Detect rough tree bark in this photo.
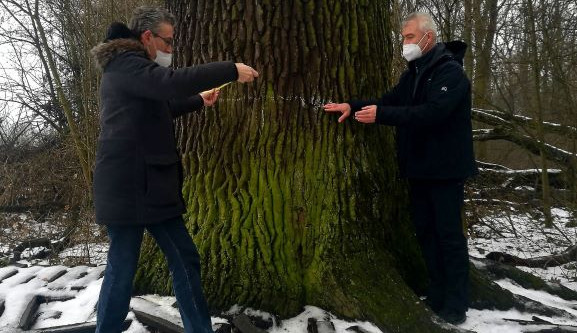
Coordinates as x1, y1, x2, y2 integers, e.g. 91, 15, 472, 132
135, 1, 450, 332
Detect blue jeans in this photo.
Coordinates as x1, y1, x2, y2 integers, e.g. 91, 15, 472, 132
96, 217, 212, 333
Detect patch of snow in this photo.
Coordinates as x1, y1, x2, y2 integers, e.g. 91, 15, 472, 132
514, 186, 534, 191
469, 207, 577, 286
0, 266, 18, 281
21, 246, 48, 259
462, 308, 548, 333
552, 208, 573, 219
268, 306, 382, 333
32, 279, 101, 329
124, 311, 150, 333
47, 266, 90, 289
130, 296, 183, 327
36, 265, 67, 282
67, 265, 105, 290
58, 243, 109, 266
0, 267, 45, 330
243, 307, 276, 325
137, 294, 181, 318
0, 266, 42, 288
496, 279, 577, 319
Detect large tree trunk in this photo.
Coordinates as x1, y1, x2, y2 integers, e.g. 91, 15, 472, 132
135, 1, 448, 332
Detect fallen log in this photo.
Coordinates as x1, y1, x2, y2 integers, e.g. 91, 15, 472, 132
503, 316, 577, 331
475, 162, 566, 190
473, 127, 576, 170
486, 244, 577, 268
131, 309, 184, 333
31, 319, 132, 333
18, 295, 42, 330
473, 108, 577, 139
130, 296, 184, 333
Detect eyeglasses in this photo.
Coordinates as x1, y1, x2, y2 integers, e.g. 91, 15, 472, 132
152, 32, 173, 47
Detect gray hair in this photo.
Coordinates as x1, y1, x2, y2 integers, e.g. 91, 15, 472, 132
129, 6, 175, 37
402, 12, 437, 39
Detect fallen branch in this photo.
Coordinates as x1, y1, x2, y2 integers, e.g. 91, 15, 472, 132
486, 244, 577, 268
473, 108, 577, 138
475, 161, 566, 189
31, 319, 132, 332
503, 316, 577, 331
473, 128, 575, 169
471, 108, 577, 173
9, 225, 75, 263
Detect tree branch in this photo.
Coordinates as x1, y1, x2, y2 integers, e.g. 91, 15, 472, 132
486, 244, 577, 268
473, 127, 575, 169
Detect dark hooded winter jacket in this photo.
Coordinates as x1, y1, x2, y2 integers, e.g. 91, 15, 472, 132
349, 41, 478, 179
90, 39, 238, 225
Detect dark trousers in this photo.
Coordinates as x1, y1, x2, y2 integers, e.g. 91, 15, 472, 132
409, 179, 469, 314
96, 217, 212, 333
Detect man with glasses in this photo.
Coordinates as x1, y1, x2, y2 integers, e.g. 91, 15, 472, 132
323, 12, 477, 325
91, 6, 258, 333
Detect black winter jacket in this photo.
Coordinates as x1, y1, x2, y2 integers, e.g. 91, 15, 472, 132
349, 41, 478, 180
90, 39, 238, 225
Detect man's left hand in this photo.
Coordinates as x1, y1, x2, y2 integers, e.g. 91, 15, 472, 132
200, 89, 220, 106
355, 105, 377, 123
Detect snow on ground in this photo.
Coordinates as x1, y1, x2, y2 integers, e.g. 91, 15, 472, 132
469, 207, 577, 285
495, 279, 577, 320
462, 206, 577, 332
462, 309, 562, 333
58, 243, 108, 266
0, 207, 576, 332
32, 277, 101, 329
266, 305, 382, 333
0, 213, 66, 241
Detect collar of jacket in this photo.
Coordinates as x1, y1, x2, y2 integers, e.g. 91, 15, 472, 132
90, 38, 147, 70
409, 41, 468, 74
407, 41, 468, 99
410, 43, 443, 74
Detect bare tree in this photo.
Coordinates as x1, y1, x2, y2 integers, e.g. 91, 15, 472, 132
0, 0, 162, 193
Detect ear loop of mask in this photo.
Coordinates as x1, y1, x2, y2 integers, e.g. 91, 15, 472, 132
418, 31, 430, 52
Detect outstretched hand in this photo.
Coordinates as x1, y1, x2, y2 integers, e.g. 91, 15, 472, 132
323, 103, 352, 123
235, 63, 259, 83
200, 89, 220, 106
355, 105, 377, 123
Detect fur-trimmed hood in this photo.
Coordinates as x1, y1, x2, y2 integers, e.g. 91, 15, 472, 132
90, 38, 147, 70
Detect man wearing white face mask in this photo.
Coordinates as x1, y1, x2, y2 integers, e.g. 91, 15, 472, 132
90, 6, 259, 333
323, 12, 477, 325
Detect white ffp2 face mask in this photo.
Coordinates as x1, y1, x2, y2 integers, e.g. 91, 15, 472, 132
154, 50, 172, 67
402, 32, 430, 62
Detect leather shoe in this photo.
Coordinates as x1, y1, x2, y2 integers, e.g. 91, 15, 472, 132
439, 310, 466, 325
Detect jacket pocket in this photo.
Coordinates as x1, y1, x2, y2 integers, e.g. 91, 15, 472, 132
93, 140, 139, 220
143, 153, 181, 207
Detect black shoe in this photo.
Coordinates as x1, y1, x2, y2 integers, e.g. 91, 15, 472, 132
439, 310, 466, 325
423, 297, 443, 314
